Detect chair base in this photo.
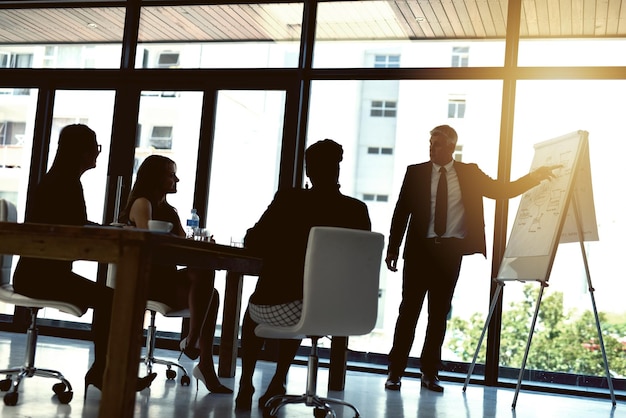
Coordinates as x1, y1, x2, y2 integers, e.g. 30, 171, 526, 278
261, 336, 360, 418
140, 355, 190, 386
0, 308, 74, 406
141, 310, 191, 386
263, 393, 360, 418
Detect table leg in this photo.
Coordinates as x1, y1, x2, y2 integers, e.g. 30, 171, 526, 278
218, 271, 244, 378
99, 246, 151, 418
329, 336, 348, 391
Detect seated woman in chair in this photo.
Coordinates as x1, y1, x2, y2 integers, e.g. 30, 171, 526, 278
13, 124, 156, 396
118, 154, 231, 394
235, 139, 371, 410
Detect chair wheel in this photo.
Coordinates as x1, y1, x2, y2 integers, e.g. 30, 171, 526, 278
180, 375, 191, 386
52, 382, 67, 394
57, 390, 73, 404
166, 369, 177, 380
313, 407, 329, 418
3, 391, 18, 406
0, 379, 12, 391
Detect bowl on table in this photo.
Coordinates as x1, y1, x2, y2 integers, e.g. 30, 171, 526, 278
147, 220, 173, 233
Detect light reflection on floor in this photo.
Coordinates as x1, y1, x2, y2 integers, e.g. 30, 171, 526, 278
0, 333, 622, 418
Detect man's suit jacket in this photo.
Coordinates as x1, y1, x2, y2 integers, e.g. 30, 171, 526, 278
388, 161, 539, 259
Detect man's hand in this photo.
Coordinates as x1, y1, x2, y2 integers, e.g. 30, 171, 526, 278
385, 252, 398, 272
530, 164, 562, 182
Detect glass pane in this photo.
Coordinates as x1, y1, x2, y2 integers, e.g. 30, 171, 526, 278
307, 80, 503, 362
205, 90, 286, 334
0, 87, 38, 315
40, 90, 116, 323
499, 80, 626, 388
136, 3, 303, 69
518, 0, 626, 66
134, 90, 204, 333
314, 1, 506, 68
135, 90, 202, 214
518, 39, 626, 67
0, 7, 124, 68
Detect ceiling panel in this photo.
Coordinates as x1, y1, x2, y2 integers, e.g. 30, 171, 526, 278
0, 1, 624, 45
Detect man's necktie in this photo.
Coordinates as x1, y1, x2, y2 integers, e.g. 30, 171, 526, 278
435, 167, 447, 237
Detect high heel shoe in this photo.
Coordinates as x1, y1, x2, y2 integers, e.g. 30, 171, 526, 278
84, 369, 157, 400
178, 337, 200, 361
235, 383, 255, 411
136, 372, 157, 391
192, 365, 233, 394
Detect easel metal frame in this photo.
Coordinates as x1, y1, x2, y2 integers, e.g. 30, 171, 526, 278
462, 190, 616, 408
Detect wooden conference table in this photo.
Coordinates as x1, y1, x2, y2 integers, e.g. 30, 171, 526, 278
0, 222, 260, 417
0, 222, 351, 417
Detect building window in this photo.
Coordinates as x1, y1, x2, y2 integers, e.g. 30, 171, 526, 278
149, 126, 173, 149
0, 121, 26, 146
0, 53, 8, 68
374, 54, 400, 68
448, 99, 466, 118
452, 46, 469, 67
367, 147, 394, 155
454, 144, 463, 162
157, 52, 180, 68
43, 46, 57, 68
0, 52, 33, 68
370, 101, 397, 117
363, 193, 389, 202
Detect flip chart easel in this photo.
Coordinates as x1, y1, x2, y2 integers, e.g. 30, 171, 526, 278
462, 131, 616, 408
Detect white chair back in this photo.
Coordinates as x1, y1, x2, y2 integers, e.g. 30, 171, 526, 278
258, 226, 384, 339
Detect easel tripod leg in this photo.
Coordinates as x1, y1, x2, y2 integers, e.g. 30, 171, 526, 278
463, 282, 504, 392
573, 196, 616, 406
512, 283, 546, 409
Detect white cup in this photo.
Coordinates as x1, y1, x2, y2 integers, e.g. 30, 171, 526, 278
147, 220, 173, 233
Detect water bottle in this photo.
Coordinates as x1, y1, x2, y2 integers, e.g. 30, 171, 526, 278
186, 208, 200, 239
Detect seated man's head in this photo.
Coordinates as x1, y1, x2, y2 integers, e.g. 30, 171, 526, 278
305, 139, 343, 189
53, 124, 99, 174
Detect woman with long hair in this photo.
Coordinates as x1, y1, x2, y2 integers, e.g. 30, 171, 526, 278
13, 124, 156, 397
118, 154, 231, 394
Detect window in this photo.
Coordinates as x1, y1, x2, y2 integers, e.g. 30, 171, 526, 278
43, 46, 57, 68
452, 46, 469, 67
454, 144, 463, 162
370, 101, 397, 117
157, 52, 180, 68
0, 121, 26, 146
149, 126, 173, 149
0, 53, 9, 68
367, 147, 393, 155
448, 99, 466, 118
362, 193, 388, 202
0, 53, 33, 68
374, 54, 400, 68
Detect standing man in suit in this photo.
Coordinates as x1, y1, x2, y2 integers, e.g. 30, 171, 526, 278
384, 125, 558, 392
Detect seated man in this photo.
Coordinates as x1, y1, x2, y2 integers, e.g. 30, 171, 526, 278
235, 139, 371, 410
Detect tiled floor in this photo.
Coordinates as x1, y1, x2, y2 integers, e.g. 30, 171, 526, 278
0, 333, 622, 418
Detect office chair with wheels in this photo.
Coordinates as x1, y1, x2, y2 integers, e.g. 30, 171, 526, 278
141, 301, 191, 386
255, 226, 384, 418
0, 199, 84, 406
106, 264, 192, 386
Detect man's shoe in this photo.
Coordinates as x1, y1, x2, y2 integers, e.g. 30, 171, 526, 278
421, 374, 444, 393
384, 374, 401, 391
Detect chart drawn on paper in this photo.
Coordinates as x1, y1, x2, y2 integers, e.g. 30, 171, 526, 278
504, 137, 577, 258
